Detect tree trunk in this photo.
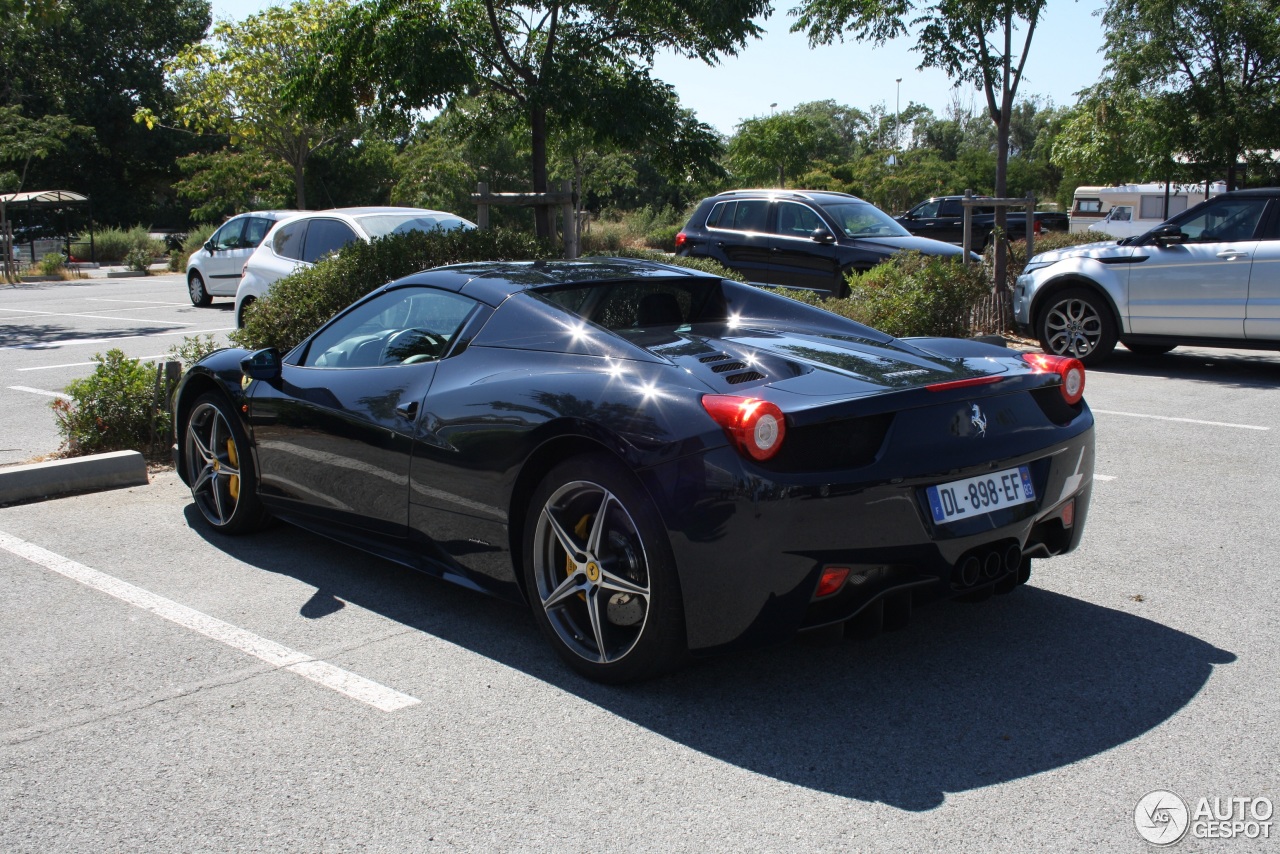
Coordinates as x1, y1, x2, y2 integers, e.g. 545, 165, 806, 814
993, 112, 1010, 296
293, 156, 307, 210
530, 104, 552, 240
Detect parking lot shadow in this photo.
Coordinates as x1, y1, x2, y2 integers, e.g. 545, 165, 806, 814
1096, 347, 1280, 389
186, 506, 1235, 812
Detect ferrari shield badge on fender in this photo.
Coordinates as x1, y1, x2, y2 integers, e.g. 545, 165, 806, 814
970, 404, 988, 437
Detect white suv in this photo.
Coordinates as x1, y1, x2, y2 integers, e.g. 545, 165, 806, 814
234, 207, 475, 327
185, 211, 297, 306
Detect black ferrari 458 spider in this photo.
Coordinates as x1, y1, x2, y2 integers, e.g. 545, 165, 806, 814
174, 258, 1094, 683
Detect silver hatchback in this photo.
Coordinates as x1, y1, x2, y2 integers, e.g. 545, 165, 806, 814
1014, 188, 1280, 364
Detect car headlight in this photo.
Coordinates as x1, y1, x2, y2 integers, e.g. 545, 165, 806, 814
1021, 260, 1055, 275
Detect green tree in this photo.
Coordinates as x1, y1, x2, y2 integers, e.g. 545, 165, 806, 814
1100, 0, 1280, 189
792, 0, 1049, 291
173, 148, 294, 222
0, 0, 211, 226
141, 0, 352, 209
295, 0, 769, 240
728, 112, 837, 188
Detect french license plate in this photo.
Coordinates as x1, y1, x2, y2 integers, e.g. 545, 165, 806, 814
926, 465, 1035, 524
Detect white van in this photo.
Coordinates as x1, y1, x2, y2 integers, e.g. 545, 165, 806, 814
1085, 182, 1226, 238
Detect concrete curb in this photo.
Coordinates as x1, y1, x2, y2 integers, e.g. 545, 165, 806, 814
0, 451, 149, 505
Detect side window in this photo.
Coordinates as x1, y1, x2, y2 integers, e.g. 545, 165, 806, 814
304, 287, 478, 368
273, 221, 306, 260
705, 202, 730, 228
727, 199, 769, 232
938, 199, 964, 217
211, 219, 246, 251
1109, 206, 1131, 222
775, 202, 825, 236
1176, 198, 1269, 243
912, 200, 941, 218
242, 217, 273, 248
1076, 199, 1102, 213
302, 219, 359, 263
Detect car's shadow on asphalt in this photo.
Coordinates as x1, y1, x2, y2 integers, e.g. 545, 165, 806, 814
1093, 347, 1280, 389
186, 505, 1235, 812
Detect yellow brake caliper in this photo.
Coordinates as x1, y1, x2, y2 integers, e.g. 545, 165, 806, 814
226, 438, 240, 500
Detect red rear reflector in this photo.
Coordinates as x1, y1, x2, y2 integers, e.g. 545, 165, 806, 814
925, 375, 1003, 392
674, 231, 688, 250
1022, 353, 1086, 404
701, 395, 787, 461
815, 566, 851, 598
1061, 498, 1075, 528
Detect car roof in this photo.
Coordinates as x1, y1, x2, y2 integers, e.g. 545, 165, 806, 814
389, 258, 718, 306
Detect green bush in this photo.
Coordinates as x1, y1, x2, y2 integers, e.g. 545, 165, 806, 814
168, 334, 224, 367
643, 225, 681, 251
52, 349, 169, 456
588, 247, 746, 282
232, 228, 553, 352
38, 252, 66, 275
124, 247, 152, 273
80, 226, 166, 264
768, 252, 990, 339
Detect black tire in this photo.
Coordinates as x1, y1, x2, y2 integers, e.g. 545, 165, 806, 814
183, 392, 267, 534
1123, 342, 1176, 356
833, 266, 854, 299
1036, 286, 1118, 365
236, 296, 255, 329
188, 271, 212, 307
522, 454, 686, 683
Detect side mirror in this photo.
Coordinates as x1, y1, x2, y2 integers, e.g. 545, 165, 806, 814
810, 227, 837, 245
240, 348, 282, 382
204, 240, 215, 253
1149, 223, 1187, 247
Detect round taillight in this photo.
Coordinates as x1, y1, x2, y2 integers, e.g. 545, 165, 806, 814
674, 231, 688, 251
701, 395, 787, 461
1022, 353, 1086, 405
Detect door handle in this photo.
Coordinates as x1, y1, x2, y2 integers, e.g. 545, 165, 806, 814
1216, 250, 1249, 260
395, 401, 418, 421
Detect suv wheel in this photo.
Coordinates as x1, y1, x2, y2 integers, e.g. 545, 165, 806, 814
1036, 287, 1117, 365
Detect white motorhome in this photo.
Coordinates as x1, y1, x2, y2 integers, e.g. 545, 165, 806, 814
1083, 182, 1226, 238
1068, 186, 1106, 233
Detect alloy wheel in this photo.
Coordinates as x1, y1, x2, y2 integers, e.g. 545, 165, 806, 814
185, 400, 244, 527
1043, 297, 1104, 358
531, 480, 651, 664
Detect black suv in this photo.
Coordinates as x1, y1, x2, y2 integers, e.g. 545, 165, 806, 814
676, 189, 969, 296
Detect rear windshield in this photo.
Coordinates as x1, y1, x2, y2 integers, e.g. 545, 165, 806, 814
356, 213, 475, 238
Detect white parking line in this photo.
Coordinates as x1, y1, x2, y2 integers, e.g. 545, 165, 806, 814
16, 356, 168, 371
8, 385, 71, 400
1091, 409, 1269, 431
1, 327, 233, 351
0, 307, 197, 324
1095, 475, 1116, 481
0, 530, 420, 713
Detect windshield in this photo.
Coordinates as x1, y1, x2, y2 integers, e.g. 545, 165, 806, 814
819, 202, 911, 238
356, 213, 475, 238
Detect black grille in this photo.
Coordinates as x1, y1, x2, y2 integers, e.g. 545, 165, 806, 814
699, 353, 731, 363
711, 360, 747, 373
725, 370, 765, 384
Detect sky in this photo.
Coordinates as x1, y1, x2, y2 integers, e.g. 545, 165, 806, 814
209, 0, 1111, 135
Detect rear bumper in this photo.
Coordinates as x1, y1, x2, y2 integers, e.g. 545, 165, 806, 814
639, 409, 1094, 652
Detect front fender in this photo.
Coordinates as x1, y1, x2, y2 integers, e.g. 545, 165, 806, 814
172, 349, 254, 485
1022, 259, 1131, 334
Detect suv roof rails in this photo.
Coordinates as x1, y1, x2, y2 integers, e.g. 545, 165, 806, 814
712, 189, 861, 201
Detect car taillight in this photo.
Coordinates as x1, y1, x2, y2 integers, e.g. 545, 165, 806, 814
674, 231, 688, 251
1034, 219, 1043, 235
1023, 353, 1085, 404
701, 395, 787, 461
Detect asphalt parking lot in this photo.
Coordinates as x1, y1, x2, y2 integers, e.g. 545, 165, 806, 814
2, 275, 1279, 851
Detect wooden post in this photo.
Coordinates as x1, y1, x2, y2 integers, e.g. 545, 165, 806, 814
962, 189, 974, 264
560, 180, 577, 260
476, 182, 490, 231
1025, 192, 1036, 259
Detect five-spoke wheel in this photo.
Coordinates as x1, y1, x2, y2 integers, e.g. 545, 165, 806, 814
523, 456, 684, 683
184, 393, 265, 533
1037, 287, 1116, 365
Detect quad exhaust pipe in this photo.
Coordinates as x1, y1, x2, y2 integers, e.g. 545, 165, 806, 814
953, 543, 1021, 588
